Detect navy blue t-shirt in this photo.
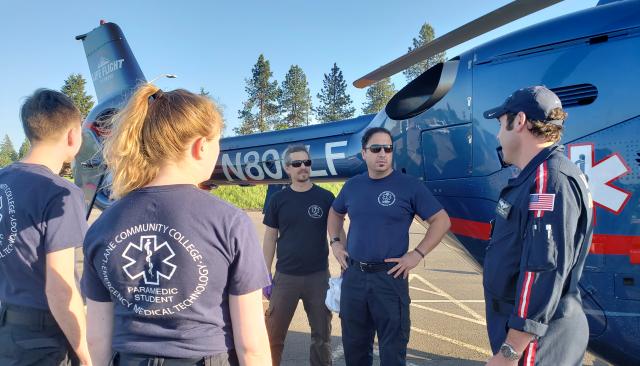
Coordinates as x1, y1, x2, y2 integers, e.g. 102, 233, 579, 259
263, 185, 334, 275
0, 162, 87, 310
332, 170, 443, 262
82, 185, 270, 358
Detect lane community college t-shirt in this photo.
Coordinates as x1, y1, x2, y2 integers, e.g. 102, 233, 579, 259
0, 162, 86, 310
82, 184, 270, 358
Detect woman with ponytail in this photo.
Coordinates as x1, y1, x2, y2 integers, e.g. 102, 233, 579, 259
81, 84, 271, 366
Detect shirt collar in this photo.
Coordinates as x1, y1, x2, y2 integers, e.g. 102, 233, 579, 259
507, 144, 563, 187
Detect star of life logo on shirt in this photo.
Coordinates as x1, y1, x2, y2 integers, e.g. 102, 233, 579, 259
308, 204, 323, 219
378, 191, 396, 207
100, 223, 209, 317
0, 184, 18, 259
122, 235, 177, 286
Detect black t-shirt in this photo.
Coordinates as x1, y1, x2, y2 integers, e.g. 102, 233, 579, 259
263, 185, 334, 275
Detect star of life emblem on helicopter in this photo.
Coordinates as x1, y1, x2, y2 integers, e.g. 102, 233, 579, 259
568, 143, 631, 215
122, 235, 177, 286
378, 191, 396, 207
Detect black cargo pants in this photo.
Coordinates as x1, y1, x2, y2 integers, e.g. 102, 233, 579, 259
0, 303, 76, 366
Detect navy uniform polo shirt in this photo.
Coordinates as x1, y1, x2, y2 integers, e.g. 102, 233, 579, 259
332, 170, 443, 262
483, 145, 593, 341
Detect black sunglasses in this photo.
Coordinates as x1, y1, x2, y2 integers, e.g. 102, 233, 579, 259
289, 159, 312, 168
365, 144, 393, 154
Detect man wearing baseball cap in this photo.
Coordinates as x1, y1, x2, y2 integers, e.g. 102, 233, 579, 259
482, 86, 594, 365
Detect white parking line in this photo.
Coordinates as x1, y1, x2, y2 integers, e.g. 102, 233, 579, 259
409, 285, 443, 296
411, 326, 492, 357
409, 274, 486, 322
411, 303, 487, 326
412, 299, 485, 303
331, 343, 422, 365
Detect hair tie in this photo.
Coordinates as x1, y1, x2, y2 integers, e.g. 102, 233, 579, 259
149, 89, 164, 102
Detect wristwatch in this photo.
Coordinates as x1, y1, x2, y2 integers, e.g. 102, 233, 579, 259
329, 237, 341, 245
499, 342, 520, 361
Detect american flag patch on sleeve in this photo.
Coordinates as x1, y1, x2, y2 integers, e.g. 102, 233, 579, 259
529, 193, 555, 211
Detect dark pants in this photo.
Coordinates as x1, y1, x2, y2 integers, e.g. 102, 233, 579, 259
110, 350, 239, 366
340, 264, 411, 366
0, 303, 76, 366
485, 296, 589, 366
265, 269, 332, 366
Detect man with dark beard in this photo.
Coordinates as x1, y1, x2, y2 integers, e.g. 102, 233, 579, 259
262, 144, 338, 366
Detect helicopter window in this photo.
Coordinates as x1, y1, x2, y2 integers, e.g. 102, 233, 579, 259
385, 60, 459, 120
549, 84, 598, 108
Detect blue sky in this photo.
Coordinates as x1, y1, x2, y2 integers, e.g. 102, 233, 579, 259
0, 0, 596, 148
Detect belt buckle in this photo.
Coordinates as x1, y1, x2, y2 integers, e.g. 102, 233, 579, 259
359, 261, 367, 272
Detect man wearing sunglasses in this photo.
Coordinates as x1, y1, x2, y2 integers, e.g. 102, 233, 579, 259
328, 127, 451, 365
262, 144, 339, 366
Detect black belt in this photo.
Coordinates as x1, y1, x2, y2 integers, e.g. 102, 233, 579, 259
348, 258, 395, 273
114, 350, 239, 366
0, 303, 58, 328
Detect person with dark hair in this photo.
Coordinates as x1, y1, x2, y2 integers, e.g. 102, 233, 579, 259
81, 84, 271, 366
0, 89, 91, 365
327, 127, 451, 365
262, 144, 338, 366
482, 86, 593, 366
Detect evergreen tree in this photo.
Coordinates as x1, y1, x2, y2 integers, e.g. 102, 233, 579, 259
316, 63, 355, 123
277, 65, 312, 129
362, 78, 396, 114
18, 138, 30, 159
61, 73, 94, 118
199, 87, 210, 97
403, 23, 446, 82
0, 135, 18, 168
235, 55, 280, 135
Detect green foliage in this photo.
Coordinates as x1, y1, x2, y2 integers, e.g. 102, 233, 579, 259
235, 55, 280, 135
403, 23, 446, 83
18, 138, 30, 159
362, 78, 396, 114
211, 185, 268, 210
210, 182, 344, 210
277, 65, 312, 130
316, 63, 355, 123
61, 73, 94, 118
0, 135, 18, 167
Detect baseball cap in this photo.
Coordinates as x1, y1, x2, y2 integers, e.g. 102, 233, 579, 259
483, 86, 565, 126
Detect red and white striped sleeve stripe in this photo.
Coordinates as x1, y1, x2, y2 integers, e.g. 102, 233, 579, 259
518, 271, 535, 318
534, 161, 549, 218
522, 340, 538, 366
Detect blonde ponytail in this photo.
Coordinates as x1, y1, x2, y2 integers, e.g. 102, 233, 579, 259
103, 84, 222, 198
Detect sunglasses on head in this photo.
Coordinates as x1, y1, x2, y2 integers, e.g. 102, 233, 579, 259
365, 144, 393, 153
289, 159, 312, 168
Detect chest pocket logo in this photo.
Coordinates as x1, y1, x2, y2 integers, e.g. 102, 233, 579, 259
308, 205, 323, 219
378, 191, 396, 207
496, 199, 512, 220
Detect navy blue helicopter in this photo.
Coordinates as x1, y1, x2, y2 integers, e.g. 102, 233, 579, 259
74, 0, 639, 364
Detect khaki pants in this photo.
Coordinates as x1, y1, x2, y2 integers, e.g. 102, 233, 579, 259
266, 269, 332, 366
